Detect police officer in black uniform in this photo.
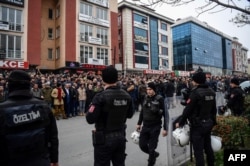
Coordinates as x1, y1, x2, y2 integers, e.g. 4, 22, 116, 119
224, 77, 245, 116
136, 82, 169, 166
175, 71, 217, 166
0, 70, 59, 166
86, 66, 134, 166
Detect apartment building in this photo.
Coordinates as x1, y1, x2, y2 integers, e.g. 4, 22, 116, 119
0, 0, 118, 73
232, 37, 248, 75
118, 0, 174, 75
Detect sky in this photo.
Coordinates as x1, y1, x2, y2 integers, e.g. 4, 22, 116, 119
118, 0, 250, 57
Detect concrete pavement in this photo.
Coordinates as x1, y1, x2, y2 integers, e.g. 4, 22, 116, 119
57, 108, 179, 166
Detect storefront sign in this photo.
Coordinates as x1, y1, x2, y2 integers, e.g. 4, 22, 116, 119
143, 69, 165, 75
79, 13, 109, 27
135, 63, 148, 69
0, 0, 24, 7
65, 61, 80, 68
88, 58, 103, 65
81, 64, 106, 70
88, 36, 102, 45
0, 60, 29, 69
134, 35, 147, 42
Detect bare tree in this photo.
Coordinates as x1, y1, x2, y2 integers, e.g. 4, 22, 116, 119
133, 0, 250, 26
230, 6, 250, 27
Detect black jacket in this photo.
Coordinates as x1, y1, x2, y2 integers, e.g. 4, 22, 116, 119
86, 86, 134, 131
137, 94, 169, 131
178, 84, 217, 127
227, 86, 245, 115
0, 89, 59, 166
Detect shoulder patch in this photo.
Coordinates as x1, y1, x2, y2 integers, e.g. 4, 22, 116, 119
186, 98, 191, 104
88, 105, 95, 113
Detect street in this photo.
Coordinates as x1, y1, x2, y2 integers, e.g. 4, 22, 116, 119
57, 92, 226, 166
57, 110, 175, 166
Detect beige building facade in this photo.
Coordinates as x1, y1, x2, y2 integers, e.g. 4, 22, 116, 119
0, 0, 118, 73
118, 0, 174, 74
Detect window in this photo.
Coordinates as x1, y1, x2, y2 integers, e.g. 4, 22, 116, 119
118, 15, 121, 26
162, 59, 169, 68
15, 10, 22, 31
133, 13, 147, 24
134, 27, 147, 42
162, 47, 168, 55
56, 6, 60, 18
135, 56, 148, 64
48, 48, 53, 60
0, 6, 23, 32
80, 45, 93, 63
48, 8, 53, 19
80, 2, 92, 16
80, 24, 93, 42
56, 47, 60, 59
0, 34, 7, 59
15, 36, 21, 58
161, 35, 168, 43
48, 28, 53, 39
97, 27, 108, 45
161, 22, 167, 31
97, 48, 108, 65
96, 7, 108, 20
134, 27, 147, 38
8, 35, 14, 58
56, 26, 60, 38
135, 41, 148, 52
0, 34, 22, 59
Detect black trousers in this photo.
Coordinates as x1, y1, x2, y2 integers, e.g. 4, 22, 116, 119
94, 136, 126, 166
139, 125, 161, 158
191, 120, 215, 166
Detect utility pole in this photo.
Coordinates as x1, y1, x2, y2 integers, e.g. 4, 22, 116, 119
184, 54, 186, 71
113, 46, 116, 67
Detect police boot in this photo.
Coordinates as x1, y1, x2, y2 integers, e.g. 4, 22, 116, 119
148, 151, 159, 166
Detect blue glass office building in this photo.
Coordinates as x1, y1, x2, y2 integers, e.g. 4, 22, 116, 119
172, 17, 232, 75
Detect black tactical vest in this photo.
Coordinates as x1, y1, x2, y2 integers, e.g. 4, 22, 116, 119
96, 88, 131, 131
191, 87, 215, 121
1, 99, 50, 159
143, 95, 163, 122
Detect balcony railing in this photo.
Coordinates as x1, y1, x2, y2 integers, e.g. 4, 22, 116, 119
6, 50, 22, 59
0, 20, 23, 32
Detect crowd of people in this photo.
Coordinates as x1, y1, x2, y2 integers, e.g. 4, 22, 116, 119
0, 68, 249, 166
0, 70, 248, 118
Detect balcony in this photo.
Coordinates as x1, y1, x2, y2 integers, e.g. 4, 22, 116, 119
0, 20, 23, 32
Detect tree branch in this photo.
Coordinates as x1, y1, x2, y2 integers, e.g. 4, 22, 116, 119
209, 0, 250, 15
